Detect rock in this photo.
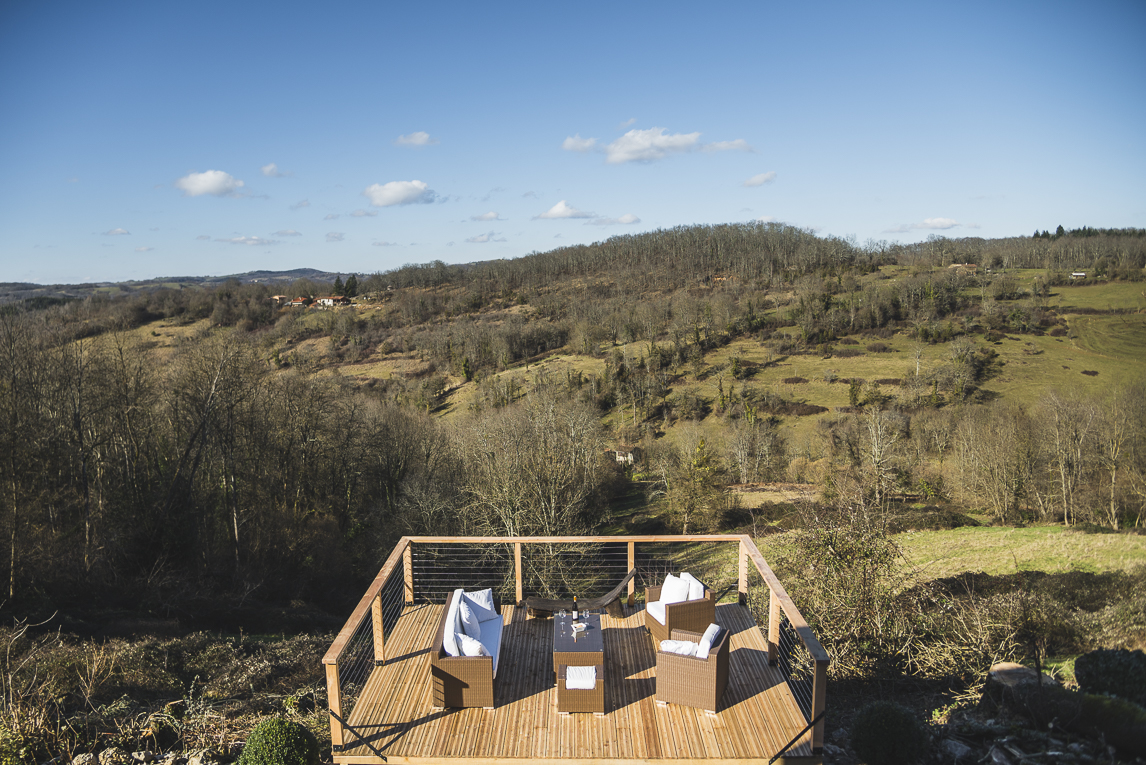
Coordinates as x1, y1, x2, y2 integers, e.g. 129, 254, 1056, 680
72, 756, 97, 765
981, 662, 1061, 713
186, 750, 224, 765
99, 750, 131, 765
131, 754, 154, 764
941, 739, 974, 761
823, 743, 846, 756
988, 746, 1013, 765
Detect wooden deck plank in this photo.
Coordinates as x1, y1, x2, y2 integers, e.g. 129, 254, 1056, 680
336, 602, 819, 764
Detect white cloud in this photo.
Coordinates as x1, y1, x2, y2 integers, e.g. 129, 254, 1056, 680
562, 134, 597, 152
704, 139, 754, 153
103, 228, 130, 236
535, 200, 594, 219
604, 127, 700, 164
618, 117, 636, 128
350, 209, 377, 217
743, 171, 777, 187
587, 213, 641, 226
395, 131, 438, 146
216, 236, 278, 246
324, 213, 340, 220
470, 211, 502, 221
466, 231, 507, 243
756, 215, 776, 223
559, 127, 756, 164
363, 180, 437, 207
290, 199, 310, 210
196, 234, 211, 240
261, 162, 290, 177
134, 246, 154, 252
175, 170, 244, 197
884, 217, 961, 233
326, 232, 344, 243
372, 240, 398, 247
273, 229, 302, 236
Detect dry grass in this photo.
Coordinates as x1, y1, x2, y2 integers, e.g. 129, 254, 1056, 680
899, 525, 1146, 582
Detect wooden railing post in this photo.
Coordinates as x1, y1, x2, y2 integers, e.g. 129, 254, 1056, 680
767, 587, 780, 665
738, 538, 748, 605
627, 541, 636, 599
403, 542, 414, 604
514, 542, 523, 605
372, 594, 384, 665
812, 656, 828, 752
325, 662, 344, 750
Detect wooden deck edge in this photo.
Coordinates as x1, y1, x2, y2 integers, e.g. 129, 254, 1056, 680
334, 758, 821, 765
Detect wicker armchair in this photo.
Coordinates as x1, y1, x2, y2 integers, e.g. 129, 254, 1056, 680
644, 581, 715, 645
655, 628, 730, 713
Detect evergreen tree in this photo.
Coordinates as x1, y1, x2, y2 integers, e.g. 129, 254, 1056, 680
333, 275, 345, 295
344, 274, 359, 297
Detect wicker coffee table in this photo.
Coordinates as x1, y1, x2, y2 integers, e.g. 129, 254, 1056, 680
552, 612, 603, 681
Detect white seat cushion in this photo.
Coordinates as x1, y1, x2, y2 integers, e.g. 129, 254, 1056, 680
479, 612, 504, 677
680, 572, 705, 601
696, 623, 722, 660
565, 665, 597, 690
661, 574, 691, 605
464, 588, 499, 622
660, 639, 698, 656
646, 600, 667, 625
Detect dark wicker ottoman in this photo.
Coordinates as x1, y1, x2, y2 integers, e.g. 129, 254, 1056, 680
557, 664, 604, 715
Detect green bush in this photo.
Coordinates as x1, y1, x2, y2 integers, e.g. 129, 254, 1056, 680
1075, 648, 1146, 708
849, 701, 929, 765
237, 718, 320, 765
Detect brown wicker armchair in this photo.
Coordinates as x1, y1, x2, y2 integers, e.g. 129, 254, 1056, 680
644, 581, 715, 645
655, 627, 730, 713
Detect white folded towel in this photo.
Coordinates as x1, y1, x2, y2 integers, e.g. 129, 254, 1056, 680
565, 665, 597, 690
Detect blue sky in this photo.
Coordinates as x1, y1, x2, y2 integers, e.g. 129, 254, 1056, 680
1, 0, 1144, 284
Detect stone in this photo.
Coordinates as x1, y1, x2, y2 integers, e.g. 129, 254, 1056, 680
131, 754, 154, 764
988, 746, 1013, 765
981, 662, 1061, 713
99, 750, 131, 765
941, 739, 974, 761
72, 755, 97, 765
823, 743, 846, 756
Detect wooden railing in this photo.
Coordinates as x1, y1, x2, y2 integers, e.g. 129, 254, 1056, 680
322, 534, 829, 754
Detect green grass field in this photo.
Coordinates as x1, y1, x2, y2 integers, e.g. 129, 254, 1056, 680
898, 525, 1146, 581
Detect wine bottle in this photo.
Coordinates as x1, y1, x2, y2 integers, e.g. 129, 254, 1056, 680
572, 595, 578, 622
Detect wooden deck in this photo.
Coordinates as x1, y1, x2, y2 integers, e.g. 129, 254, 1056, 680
336, 601, 818, 765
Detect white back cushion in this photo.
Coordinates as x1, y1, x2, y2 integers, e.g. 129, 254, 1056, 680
661, 573, 691, 605
442, 588, 465, 656
695, 623, 722, 660
680, 572, 706, 601
457, 632, 490, 657
464, 588, 499, 622
458, 599, 482, 639
646, 600, 667, 625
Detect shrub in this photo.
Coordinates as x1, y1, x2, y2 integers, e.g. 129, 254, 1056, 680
866, 341, 891, 353
238, 718, 320, 765
849, 701, 929, 765
782, 376, 808, 384
1075, 648, 1146, 708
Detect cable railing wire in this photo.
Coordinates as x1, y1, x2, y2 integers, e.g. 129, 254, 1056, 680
778, 616, 815, 720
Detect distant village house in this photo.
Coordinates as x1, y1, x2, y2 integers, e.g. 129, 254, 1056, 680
316, 295, 352, 307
